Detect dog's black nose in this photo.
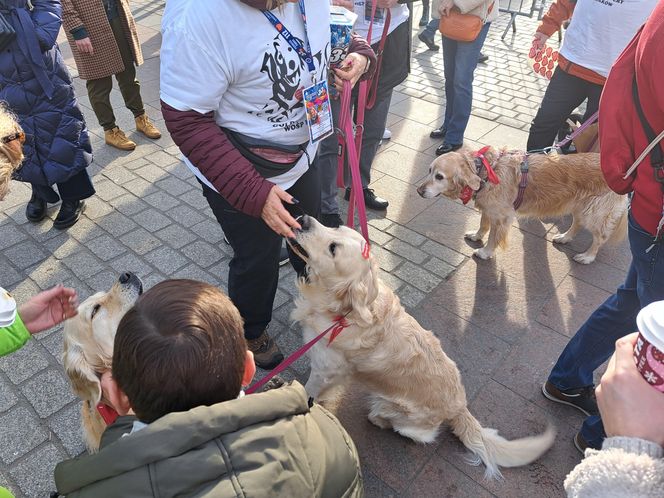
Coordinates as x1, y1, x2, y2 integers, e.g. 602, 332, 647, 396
300, 215, 311, 231
118, 272, 132, 284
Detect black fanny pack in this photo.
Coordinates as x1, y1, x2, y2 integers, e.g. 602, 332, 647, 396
221, 127, 309, 179
0, 11, 16, 52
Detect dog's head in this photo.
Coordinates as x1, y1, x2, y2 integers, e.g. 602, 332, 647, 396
0, 103, 25, 201
416, 147, 502, 200
289, 216, 378, 325
62, 272, 143, 405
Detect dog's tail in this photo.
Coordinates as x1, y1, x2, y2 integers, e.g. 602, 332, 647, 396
450, 407, 556, 480
608, 202, 628, 244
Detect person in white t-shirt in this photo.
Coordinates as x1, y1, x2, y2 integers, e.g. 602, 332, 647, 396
526, 0, 657, 151
159, 0, 372, 370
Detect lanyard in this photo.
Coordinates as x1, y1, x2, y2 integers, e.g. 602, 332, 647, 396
263, 0, 316, 77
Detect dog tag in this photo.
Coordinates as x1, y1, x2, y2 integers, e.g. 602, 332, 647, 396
303, 80, 334, 144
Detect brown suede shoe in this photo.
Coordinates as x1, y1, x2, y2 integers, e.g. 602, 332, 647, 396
105, 127, 136, 151
247, 328, 284, 370
135, 113, 161, 139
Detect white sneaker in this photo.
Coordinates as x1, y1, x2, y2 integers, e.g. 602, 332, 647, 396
382, 129, 392, 140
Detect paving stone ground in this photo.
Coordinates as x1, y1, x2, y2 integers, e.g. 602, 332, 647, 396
0, 2, 630, 497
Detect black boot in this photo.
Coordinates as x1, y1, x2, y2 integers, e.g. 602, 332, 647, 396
26, 194, 47, 222
54, 200, 85, 229
345, 187, 389, 211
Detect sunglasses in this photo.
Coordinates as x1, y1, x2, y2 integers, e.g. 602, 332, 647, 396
1, 131, 25, 144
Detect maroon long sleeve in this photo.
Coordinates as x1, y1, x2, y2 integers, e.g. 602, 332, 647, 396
161, 101, 273, 218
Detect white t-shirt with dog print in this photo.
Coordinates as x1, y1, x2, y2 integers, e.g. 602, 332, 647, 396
160, 0, 331, 191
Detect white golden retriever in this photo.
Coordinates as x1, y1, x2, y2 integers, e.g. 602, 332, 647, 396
290, 216, 555, 479
417, 148, 627, 264
62, 272, 142, 451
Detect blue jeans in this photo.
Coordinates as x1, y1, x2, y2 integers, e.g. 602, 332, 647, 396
441, 23, 490, 145
548, 213, 664, 448
422, 17, 439, 38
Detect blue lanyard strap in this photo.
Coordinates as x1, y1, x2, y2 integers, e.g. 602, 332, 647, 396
263, 0, 316, 75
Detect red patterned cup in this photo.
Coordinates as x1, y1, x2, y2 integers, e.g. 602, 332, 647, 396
634, 301, 664, 393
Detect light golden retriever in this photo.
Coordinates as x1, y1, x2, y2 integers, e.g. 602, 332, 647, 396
62, 272, 142, 451
0, 103, 25, 200
417, 148, 627, 264
289, 216, 555, 479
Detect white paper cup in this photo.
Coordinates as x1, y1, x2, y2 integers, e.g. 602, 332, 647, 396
634, 301, 664, 393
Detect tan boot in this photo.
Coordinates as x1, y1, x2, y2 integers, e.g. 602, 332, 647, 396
135, 113, 161, 139
105, 127, 136, 151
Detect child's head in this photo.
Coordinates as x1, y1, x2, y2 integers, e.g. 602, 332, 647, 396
0, 102, 25, 201
110, 279, 255, 423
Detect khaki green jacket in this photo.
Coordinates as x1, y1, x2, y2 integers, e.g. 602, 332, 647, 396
54, 382, 363, 498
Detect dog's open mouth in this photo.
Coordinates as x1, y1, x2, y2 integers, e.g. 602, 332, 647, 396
287, 237, 309, 261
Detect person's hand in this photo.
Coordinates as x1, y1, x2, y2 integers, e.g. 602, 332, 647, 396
596, 333, 664, 447
75, 37, 94, 55
261, 185, 301, 239
333, 53, 369, 92
332, 0, 354, 9
376, 0, 398, 8
17, 285, 78, 335
532, 31, 549, 51
438, 0, 455, 17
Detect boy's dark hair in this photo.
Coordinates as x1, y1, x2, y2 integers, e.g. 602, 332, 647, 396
113, 279, 247, 423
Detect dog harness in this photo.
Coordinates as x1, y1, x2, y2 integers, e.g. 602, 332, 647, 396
513, 155, 530, 211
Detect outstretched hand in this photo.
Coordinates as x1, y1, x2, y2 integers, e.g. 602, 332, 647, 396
261, 185, 301, 238
18, 285, 78, 335
596, 333, 664, 446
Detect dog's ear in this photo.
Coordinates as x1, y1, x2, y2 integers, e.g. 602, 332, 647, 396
457, 153, 482, 191
62, 338, 102, 404
334, 260, 379, 326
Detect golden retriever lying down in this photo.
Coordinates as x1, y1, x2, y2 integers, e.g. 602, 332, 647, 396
62, 272, 142, 451
289, 216, 555, 479
416, 147, 627, 264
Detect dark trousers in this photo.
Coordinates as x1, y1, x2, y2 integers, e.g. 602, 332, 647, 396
548, 214, 664, 448
527, 67, 603, 152
201, 164, 321, 340
32, 169, 95, 203
86, 17, 144, 131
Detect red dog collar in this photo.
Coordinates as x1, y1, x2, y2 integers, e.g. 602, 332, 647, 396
459, 186, 474, 204
474, 146, 501, 185
97, 402, 119, 425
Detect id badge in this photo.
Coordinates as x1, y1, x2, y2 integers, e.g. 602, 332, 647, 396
303, 80, 334, 144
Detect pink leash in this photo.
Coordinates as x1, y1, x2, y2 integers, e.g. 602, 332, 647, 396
245, 315, 350, 394
555, 111, 599, 149
337, 79, 370, 242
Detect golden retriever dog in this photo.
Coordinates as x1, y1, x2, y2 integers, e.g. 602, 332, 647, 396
289, 216, 555, 479
0, 103, 25, 200
62, 272, 142, 451
416, 147, 627, 264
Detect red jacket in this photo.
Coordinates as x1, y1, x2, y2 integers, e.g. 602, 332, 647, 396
599, 1, 664, 237
162, 3, 376, 217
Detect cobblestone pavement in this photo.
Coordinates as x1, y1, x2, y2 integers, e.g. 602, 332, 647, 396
0, 2, 630, 497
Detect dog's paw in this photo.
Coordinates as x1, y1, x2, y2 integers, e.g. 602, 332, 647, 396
573, 252, 596, 265
464, 231, 484, 242
473, 247, 494, 260
552, 233, 572, 244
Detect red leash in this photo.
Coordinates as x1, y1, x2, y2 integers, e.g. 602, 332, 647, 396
245, 315, 350, 395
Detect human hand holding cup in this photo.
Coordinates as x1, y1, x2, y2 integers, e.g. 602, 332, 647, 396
596, 331, 664, 447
